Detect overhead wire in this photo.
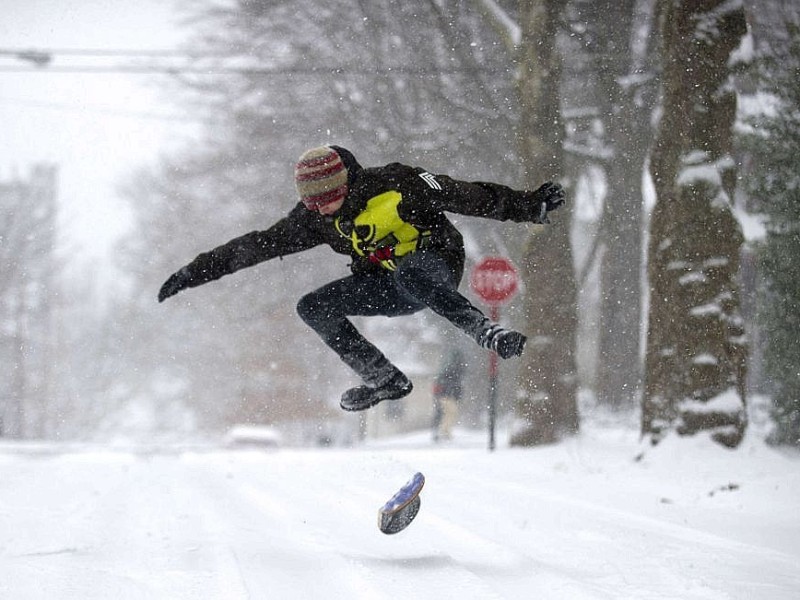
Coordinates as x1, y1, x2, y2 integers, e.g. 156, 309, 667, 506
0, 47, 502, 75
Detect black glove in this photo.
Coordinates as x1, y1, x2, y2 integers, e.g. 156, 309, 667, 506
527, 181, 565, 224
158, 266, 193, 302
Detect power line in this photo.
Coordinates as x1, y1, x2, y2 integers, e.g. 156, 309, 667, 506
0, 95, 210, 123
0, 47, 501, 76
0, 47, 253, 72
0, 47, 194, 57
0, 64, 493, 76
0, 65, 250, 75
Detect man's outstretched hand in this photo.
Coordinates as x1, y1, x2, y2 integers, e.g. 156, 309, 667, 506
158, 267, 192, 302
527, 182, 565, 224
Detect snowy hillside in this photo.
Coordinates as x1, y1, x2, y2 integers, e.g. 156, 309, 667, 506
0, 423, 797, 599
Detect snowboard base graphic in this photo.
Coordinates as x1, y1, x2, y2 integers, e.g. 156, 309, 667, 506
378, 472, 425, 535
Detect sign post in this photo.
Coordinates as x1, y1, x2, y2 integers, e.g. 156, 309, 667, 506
469, 257, 520, 451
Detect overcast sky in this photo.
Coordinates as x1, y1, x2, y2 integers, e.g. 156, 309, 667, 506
0, 0, 196, 270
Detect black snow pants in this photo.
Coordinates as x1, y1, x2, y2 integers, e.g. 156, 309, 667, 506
296, 251, 486, 386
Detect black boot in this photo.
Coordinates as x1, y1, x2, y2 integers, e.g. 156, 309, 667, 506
476, 322, 527, 359
340, 371, 413, 412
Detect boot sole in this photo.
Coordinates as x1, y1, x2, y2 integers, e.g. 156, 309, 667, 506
340, 382, 413, 412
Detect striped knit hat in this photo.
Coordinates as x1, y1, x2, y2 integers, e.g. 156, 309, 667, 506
294, 146, 348, 210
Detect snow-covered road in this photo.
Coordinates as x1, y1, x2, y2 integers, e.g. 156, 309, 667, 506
1, 428, 798, 599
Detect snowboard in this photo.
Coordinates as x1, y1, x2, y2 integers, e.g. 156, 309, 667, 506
378, 472, 425, 535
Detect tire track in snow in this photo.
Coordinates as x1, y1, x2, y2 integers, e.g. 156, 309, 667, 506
410, 485, 624, 600
339, 480, 514, 600
460, 471, 800, 564
202, 451, 520, 600
181, 451, 391, 600
435, 468, 800, 599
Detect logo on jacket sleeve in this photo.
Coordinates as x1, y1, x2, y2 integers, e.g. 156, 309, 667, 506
419, 172, 442, 190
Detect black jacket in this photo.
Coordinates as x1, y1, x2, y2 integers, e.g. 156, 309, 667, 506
178, 153, 543, 289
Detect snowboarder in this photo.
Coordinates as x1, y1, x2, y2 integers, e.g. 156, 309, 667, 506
158, 145, 565, 412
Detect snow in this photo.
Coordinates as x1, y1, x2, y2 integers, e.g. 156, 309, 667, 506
692, 353, 718, 365
681, 387, 744, 414
735, 207, 767, 242
729, 30, 754, 66
676, 159, 722, 189
690, 302, 722, 317
0, 420, 797, 600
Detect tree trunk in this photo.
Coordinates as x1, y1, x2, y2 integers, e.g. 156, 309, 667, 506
511, 0, 579, 446
595, 0, 656, 409
643, 0, 748, 448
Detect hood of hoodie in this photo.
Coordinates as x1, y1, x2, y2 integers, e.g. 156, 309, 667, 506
329, 145, 363, 189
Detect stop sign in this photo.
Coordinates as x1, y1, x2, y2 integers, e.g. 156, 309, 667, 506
470, 256, 519, 306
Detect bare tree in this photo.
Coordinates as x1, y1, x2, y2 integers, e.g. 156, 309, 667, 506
0, 166, 58, 438
511, 0, 579, 446
558, 0, 659, 410
643, 0, 748, 448
594, 0, 657, 409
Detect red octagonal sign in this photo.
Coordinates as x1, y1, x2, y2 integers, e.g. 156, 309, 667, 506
470, 256, 519, 306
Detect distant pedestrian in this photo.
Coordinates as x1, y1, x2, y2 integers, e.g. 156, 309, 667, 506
432, 348, 465, 442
